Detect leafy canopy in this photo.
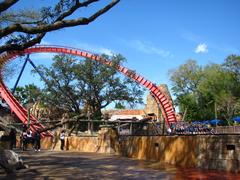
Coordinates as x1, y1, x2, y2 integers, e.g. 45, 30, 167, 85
169, 55, 240, 122
14, 84, 42, 106
31, 53, 144, 119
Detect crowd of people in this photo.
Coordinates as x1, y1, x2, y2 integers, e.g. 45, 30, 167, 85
169, 121, 214, 135
20, 125, 41, 151
15, 125, 66, 151
6, 125, 67, 152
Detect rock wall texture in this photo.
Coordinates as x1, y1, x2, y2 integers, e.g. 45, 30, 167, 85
144, 84, 174, 122
5, 133, 240, 172
30, 101, 65, 119
120, 135, 240, 172
39, 128, 120, 153
39, 134, 240, 172
30, 102, 51, 119
0, 141, 10, 150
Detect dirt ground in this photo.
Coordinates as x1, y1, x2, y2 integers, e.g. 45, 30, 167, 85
0, 150, 239, 180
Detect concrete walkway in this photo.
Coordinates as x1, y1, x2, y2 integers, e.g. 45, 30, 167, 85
0, 150, 239, 180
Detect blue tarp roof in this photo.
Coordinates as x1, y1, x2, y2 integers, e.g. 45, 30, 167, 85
191, 121, 200, 124
209, 119, 223, 125
192, 120, 209, 124
233, 116, 240, 122
202, 121, 210, 124
192, 119, 223, 125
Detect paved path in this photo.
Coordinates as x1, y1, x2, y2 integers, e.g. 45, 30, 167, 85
0, 150, 239, 180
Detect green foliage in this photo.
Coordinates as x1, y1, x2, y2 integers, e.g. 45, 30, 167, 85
223, 55, 240, 79
32, 54, 82, 113
170, 60, 203, 95
222, 55, 240, 97
14, 84, 42, 106
170, 55, 240, 122
33, 53, 144, 119
114, 102, 126, 109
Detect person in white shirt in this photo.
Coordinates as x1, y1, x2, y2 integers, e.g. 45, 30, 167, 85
60, 130, 65, 150
26, 129, 34, 149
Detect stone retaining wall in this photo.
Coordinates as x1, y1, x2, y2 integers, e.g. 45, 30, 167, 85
120, 135, 240, 172
38, 134, 240, 172
3, 133, 239, 172
22, 136, 99, 152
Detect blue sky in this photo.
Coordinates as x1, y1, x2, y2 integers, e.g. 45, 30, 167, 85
6, 0, 240, 107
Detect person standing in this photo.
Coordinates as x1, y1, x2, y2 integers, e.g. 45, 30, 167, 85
34, 131, 41, 152
21, 130, 27, 151
60, 130, 65, 150
9, 128, 16, 150
26, 129, 34, 149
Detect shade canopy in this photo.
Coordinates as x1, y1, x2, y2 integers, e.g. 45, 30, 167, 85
209, 119, 223, 125
233, 116, 240, 122
192, 120, 210, 124
192, 119, 223, 125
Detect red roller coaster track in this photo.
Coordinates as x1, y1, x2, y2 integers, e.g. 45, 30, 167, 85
0, 45, 177, 136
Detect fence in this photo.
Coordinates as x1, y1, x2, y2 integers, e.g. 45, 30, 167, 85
213, 126, 240, 134
117, 121, 166, 136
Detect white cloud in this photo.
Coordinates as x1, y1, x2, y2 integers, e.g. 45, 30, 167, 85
195, 43, 208, 54
181, 29, 239, 54
98, 47, 114, 56
127, 40, 173, 58
75, 42, 115, 56
39, 40, 51, 45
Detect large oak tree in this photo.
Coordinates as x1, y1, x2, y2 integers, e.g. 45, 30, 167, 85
169, 56, 240, 122
33, 54, 144, 119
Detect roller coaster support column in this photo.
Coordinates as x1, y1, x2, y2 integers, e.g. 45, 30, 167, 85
27, 58, 49, 83
12, 55, 29, 94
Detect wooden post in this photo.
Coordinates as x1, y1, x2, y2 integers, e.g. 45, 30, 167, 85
162, 114, 165, 135
214, 102, 218, 119
182, 107, 188, 121
130, 122, 132, 135
87, 111, 91, 134
118, 120, 120, 134
91, 117, 93, 134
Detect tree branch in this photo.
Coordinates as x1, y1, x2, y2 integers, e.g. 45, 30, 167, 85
0, 0, 19, 13
39, 114, 85, 133
0, 0, 120, 38
101, 101, 110, 108
0, 33, 46, 53
55, 0, 98, 22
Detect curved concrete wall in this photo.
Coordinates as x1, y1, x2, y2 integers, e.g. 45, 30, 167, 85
6, 134, 240, 172
120, 136, 197, 167
120, 135, 240, 172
